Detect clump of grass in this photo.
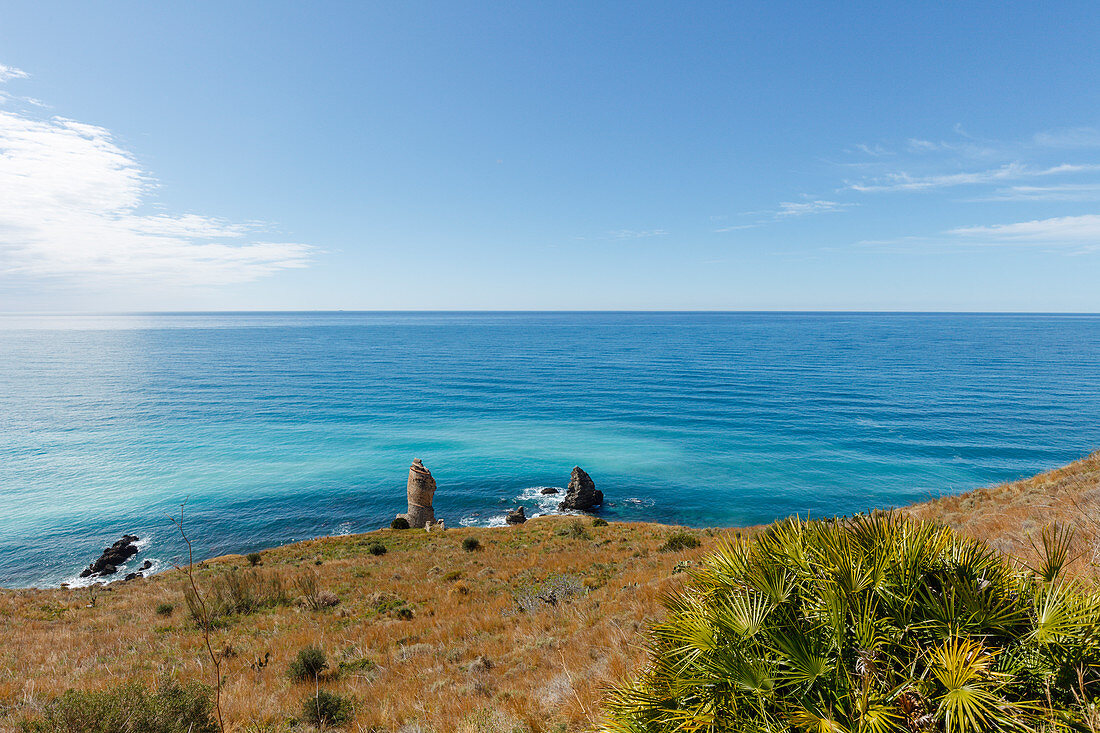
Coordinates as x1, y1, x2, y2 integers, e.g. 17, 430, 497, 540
300, 690, 354, 727
296, 569, 339, 610
462, 537, 481, 552
21, 679, 217, 733
246, 552, 262, 567
390, 517, 410, 530
512, 574, 587, 614
288, 646, 328, 682
592, 517, 609, 527
557, 520, 591, 540
184, 567, 290, 626
367, 541, 387, 556
658, 531, 700, 552
154, 602, 174, 616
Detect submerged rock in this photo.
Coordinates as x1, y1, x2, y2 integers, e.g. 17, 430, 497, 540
559, 467, 603, 512
540, 487, 559, 495
397, 458, 437, 529
79, 535, 140, 579
506, 507, 527, 525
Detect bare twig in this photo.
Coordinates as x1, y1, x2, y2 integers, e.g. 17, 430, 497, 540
167, 500, 225, 733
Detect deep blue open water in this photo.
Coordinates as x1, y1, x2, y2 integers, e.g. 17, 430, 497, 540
2, 312, 1099, 588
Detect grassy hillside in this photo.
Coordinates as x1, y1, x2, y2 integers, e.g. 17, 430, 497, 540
2, 451, 1099, 731
0, 518, 736, 731
905, 449, 1100, 573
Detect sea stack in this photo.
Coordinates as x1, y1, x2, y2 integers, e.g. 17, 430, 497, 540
398, 458, 437, 528
559, 466, 603, 511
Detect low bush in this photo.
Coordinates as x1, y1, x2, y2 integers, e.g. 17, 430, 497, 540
246, 552, 262, 566
604, 515, 1100, 733
591, 517, 609, 527
184, 567, 289, 626
288, 646, 328, 682
300, 690, 354, 727
154, 602, 174, 616
512, 574, 586, 614
462, 537, 481, 552
296, 568, 338, 610
367, 541, 387, 556
390, 517, 410, 530
557, 520, 591, 540
21, 679, 217, 733
658, 530, 700, 552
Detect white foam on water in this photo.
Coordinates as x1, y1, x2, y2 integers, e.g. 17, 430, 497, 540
459, 485, 582, 527
59, 535, 163, 589
620, 497, 655, 508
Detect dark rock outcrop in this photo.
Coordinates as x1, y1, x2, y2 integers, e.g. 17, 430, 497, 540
540, 487, 559, 495
505, 507, 527, 525
80, 535, 140, 579
559, 467, 603, 511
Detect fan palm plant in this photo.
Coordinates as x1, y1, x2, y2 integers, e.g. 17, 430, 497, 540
602, 514, 1100, 733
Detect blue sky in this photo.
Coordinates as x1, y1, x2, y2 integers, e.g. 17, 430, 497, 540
1, 1, 1099, 311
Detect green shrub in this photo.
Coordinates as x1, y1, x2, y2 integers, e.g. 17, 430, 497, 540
246, 552, 262, 566
592, 517, 609, 527
21, 679, 216, 733
390, 517, 410, 530
367, 541, 387, 556
658, 531, 700, 552
288, 646, 328, 682
557, 520, 591, 540
603, 515, 1100, 733
301, 690, 354, 727
154, 602, 174, 616
462, 537, 481, 552
185, 567, 289, 626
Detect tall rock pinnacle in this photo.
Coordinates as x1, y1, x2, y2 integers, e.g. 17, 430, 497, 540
399, 458, 437, 528
559, 466, 603, 511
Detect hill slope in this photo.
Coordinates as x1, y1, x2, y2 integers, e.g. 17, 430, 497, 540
3, 451, 1099, 731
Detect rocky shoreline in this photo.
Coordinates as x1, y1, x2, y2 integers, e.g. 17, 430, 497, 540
67, 459, 608, 588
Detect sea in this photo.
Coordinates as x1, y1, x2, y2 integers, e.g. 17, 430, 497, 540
2, 312, 1099, 588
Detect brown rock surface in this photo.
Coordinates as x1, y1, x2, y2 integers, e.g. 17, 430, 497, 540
398, 458, 437, 528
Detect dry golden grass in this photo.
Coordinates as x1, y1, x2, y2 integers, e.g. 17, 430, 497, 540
4, 451, 1100, 731
0, 517, 743, 732
905, 449, 1100, 574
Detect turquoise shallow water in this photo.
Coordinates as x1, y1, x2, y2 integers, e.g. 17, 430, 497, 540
2, 312, 1099, 588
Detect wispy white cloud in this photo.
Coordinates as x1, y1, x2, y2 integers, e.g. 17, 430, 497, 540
861, 215, 1100, 254
723, 198, 854, 230
713, 223, 762, 233
607, 229, 667, 239
0, 71, 313, 286
946, 214, 1100, 245
0, 64, 28, 83
974, 183, 1100, 202
850, 143, 892, 157
774, 199, 851, 217
847, 163, 1100, 192
1033, 127, 1100, 149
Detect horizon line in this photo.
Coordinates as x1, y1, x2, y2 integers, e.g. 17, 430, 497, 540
3, 309, 1100, 316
